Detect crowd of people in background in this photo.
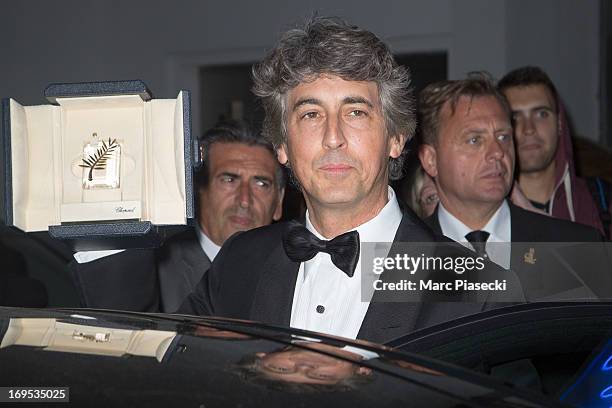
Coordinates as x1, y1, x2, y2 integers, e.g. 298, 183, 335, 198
1, 16, 611, 322
402, 67, 611, 241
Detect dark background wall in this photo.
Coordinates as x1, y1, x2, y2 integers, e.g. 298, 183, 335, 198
0, 0, 605, 142
0, 0, 608, 306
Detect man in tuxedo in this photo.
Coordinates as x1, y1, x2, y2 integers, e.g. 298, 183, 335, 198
417, 74, 609, 300
72, 121, 285, 312
178, 18, 524, 344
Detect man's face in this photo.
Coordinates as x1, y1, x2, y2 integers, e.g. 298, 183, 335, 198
420, 95, 514, 212
503, 84, 558, 174
254, 343, 370, 385
198, 142, 284, 246
278, 75, 405, 213
418, 173, 439, 218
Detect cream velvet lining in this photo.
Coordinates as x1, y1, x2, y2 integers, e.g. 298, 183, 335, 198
9, 93, 187, 231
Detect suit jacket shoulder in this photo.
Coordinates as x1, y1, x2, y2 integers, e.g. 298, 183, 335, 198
71, 227, 211, 313
508, 203, 611, 300
509, 203, 604, 242
178, 222, 294, 319
156, 229, 211, 313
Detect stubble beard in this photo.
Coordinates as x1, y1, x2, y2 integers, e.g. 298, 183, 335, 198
519, 147, 556, 174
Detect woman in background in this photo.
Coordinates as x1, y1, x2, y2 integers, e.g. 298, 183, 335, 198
403, 165, 439, 219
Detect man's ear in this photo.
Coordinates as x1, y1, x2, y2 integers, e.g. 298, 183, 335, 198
389, 133, 408, 159
419, 144, 438, 178
277, 144, 288, 165
273, 187, 285, 221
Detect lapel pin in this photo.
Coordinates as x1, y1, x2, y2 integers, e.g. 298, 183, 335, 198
524, 248, 536, 265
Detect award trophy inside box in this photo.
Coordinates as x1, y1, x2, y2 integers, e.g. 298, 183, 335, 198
80, 133, 121, 190
1, 80, 195, 250
1, 318, 178, 362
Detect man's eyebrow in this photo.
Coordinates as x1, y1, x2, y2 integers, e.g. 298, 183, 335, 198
219, 171, 240, 179
462, 125, 512, 134
461, 127, 488, 134
496, 125, 513, 133
342, 96, 373, 108
533, 105, 554, 111
292, 96, 374, 111
293, 98, 322, 111
512, 105, 554, 114
253, 175, 273, 183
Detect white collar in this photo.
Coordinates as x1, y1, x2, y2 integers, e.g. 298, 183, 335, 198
195, 224, 221, 261
437, 200, 511, 244
304, 186, 403, 244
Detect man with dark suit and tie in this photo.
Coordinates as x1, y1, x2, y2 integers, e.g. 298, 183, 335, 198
178, 18, 525, 343
417, 74, 609, 300
73, 121, 285, 312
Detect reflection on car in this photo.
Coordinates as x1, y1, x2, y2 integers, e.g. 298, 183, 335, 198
0, 307, 564, 407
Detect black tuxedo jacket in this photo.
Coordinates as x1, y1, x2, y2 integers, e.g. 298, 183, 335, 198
425, 201, 611, 300
72, 229, 211, 313
179, 207, 524, 344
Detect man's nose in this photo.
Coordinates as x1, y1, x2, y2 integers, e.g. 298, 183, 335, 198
486, 139, 505, 161
322, 116, 347, 149
237, 181, 252, 208
521, 116, 536, 136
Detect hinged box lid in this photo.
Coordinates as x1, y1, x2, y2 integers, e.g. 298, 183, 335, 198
1, 80, 196, 250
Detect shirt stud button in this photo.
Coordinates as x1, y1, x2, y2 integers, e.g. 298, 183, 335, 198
316, 305, 325, 314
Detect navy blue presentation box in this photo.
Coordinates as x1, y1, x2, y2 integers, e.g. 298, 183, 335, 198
1, 80, 197, 250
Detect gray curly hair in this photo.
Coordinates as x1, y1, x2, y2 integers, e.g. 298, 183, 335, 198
252, 16, 416, 180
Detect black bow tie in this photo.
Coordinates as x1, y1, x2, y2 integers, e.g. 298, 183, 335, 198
282, 221, 360, 277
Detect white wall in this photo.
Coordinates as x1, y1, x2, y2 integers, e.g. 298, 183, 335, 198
0, 0, 601, 141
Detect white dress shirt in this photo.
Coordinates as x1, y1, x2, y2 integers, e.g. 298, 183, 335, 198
437, 200, 511, 269
195, 225, 220, 261
290, 186, 403, 340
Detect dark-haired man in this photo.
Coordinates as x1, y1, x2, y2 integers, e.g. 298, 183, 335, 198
235, 342, 373, 391
498, 66, 610, 238
73, 122, 285, 312
418, 74, 608, 300
180, 18, 522, 343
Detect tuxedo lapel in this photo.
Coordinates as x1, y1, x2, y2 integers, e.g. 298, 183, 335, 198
509, 203, 532, 273
178, 235, 211, 276
358, 209, 434, 343
507, 203, 549, 297
507, 203, 572, 299
249, 228, 300, 327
